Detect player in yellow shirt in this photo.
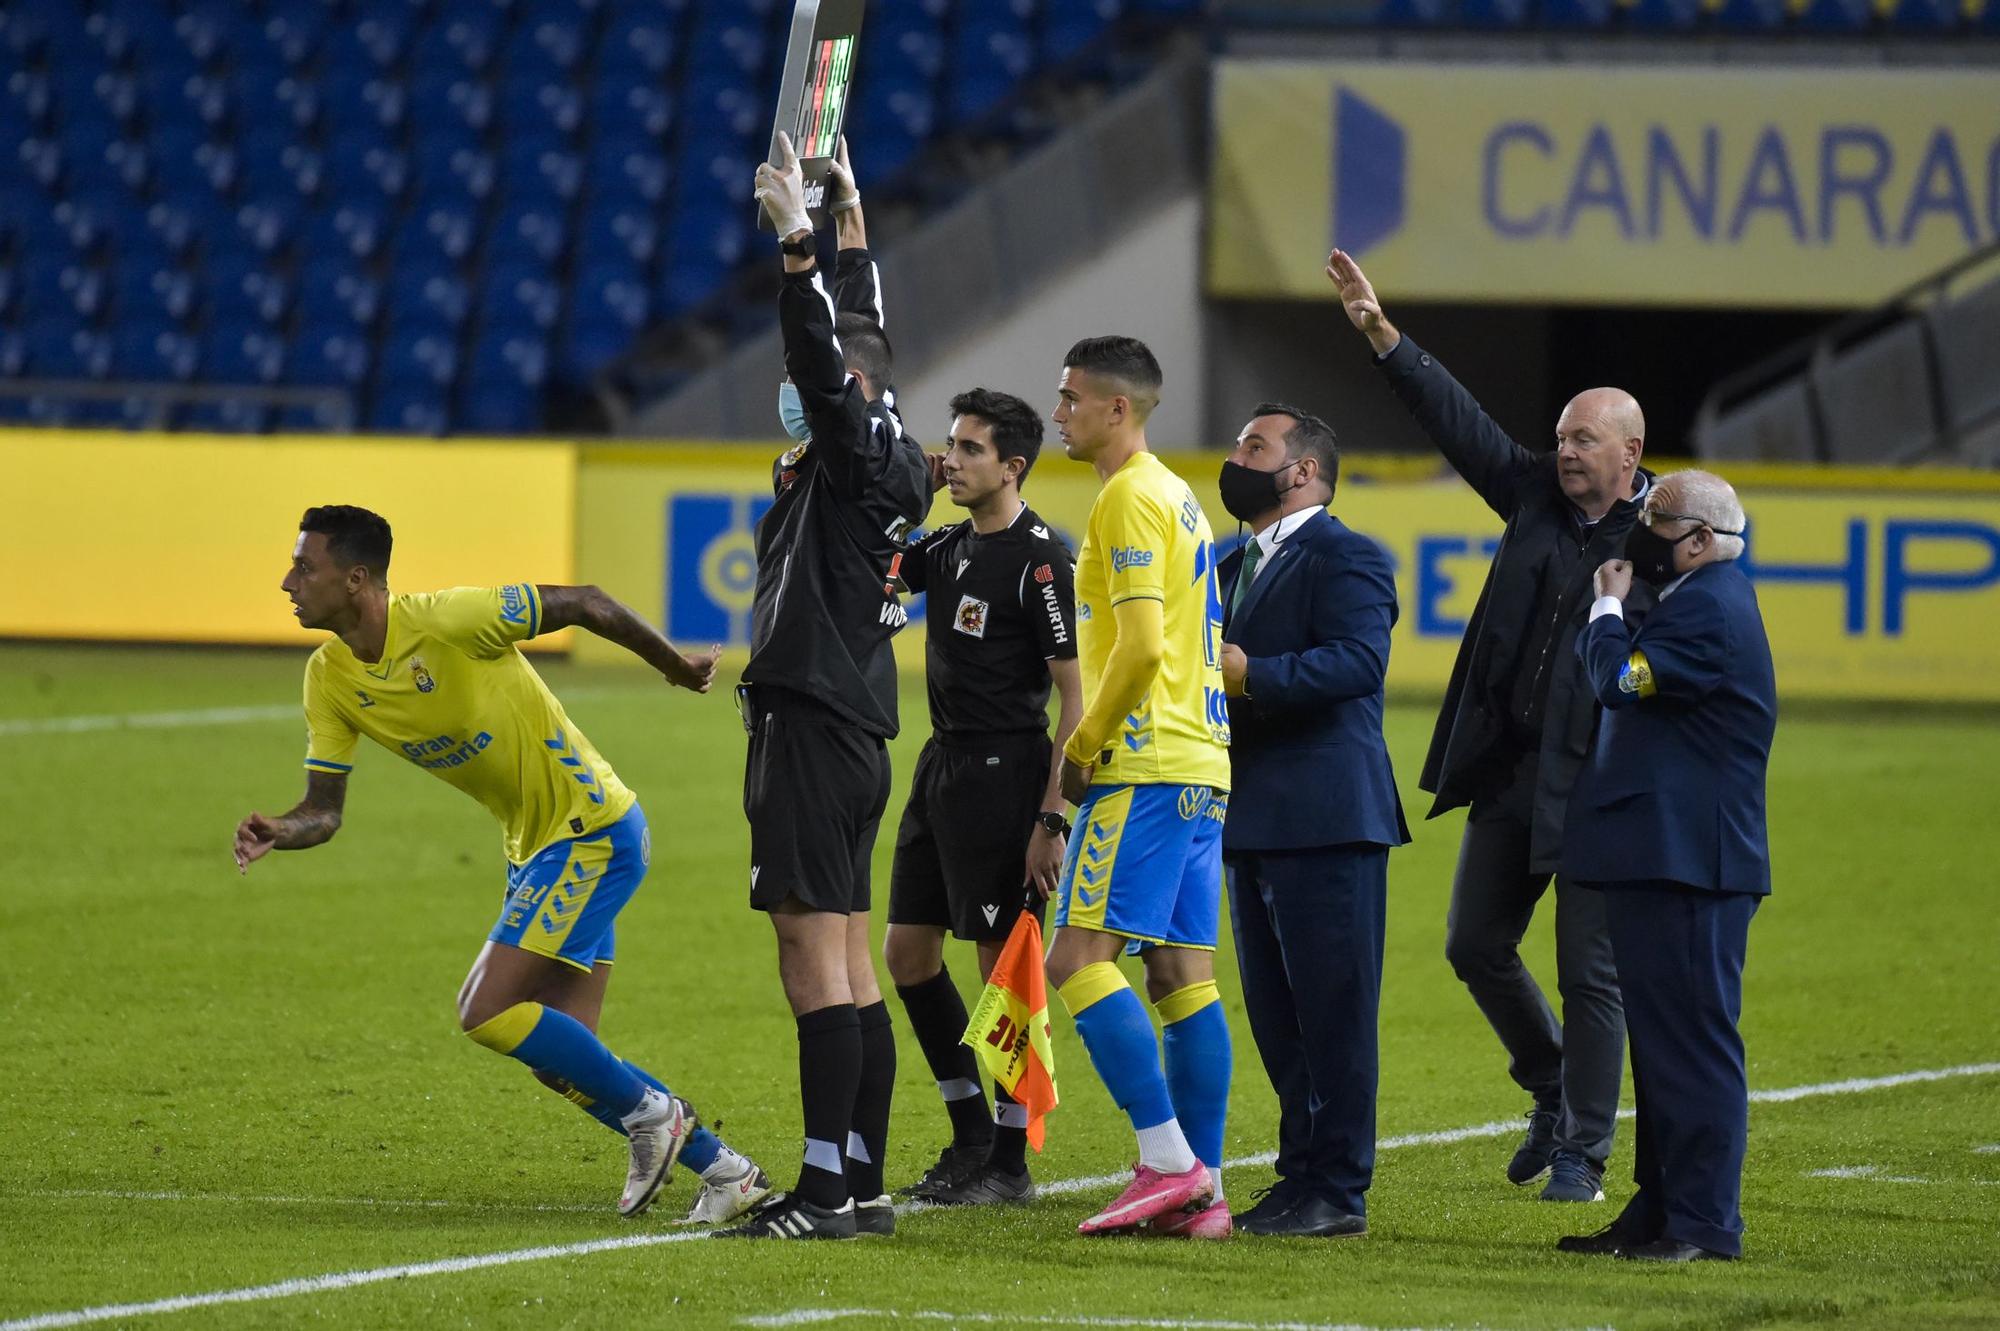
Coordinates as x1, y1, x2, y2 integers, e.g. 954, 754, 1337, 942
231, 504, 769, 1222
1046, 338, 1236, 1240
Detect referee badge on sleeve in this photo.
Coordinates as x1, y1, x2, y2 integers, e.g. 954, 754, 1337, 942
954, 595, 990, 639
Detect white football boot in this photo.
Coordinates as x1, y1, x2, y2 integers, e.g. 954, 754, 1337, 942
617, 1089, 692, 1217
682, 1148, 774, 1224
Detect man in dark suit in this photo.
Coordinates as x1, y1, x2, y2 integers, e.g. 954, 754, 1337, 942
1327, 248, 1651, 1203
1558, 470, 1775, 1263
1213, 403, 1411, 1237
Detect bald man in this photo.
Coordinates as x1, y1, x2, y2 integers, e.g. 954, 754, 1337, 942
1328, 249, 1655, 1205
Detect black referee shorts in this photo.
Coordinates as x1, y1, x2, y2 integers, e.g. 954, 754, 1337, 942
889, 731, 1051, 941
742, 685, 892, 916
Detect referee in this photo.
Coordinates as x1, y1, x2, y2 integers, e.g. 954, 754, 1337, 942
882, 388, 1082, 1208
723, 135, 931, 1241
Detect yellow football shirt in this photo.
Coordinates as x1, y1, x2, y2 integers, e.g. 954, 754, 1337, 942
302, 584, 635, 865
1073, 452, 1231, 790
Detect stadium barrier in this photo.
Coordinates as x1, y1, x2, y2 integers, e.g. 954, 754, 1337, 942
9, 429, 2000, 701
0, 430, 575, 649
1208, 60, 2000, 308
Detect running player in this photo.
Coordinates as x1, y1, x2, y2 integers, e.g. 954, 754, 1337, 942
1047, 337, 1236, 1239
231, 505, 770, 1223
884, 388, 1082, 1207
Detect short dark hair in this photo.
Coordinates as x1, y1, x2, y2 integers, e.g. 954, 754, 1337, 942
1062, 336, 1163, 418
1251, 401, 1340, 498
950, 388, 1046, 487
300, 505, 393, 580
835, 313, 893, 395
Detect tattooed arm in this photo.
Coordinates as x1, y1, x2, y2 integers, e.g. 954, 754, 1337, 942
536, 584, 719, 693
233, 770, 346, 873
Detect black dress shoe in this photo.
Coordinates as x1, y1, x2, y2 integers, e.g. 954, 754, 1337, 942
1556, 1222, 1651, 1256
1619, 1238, 1737, 1263
1234, 1183, 1305, 1234
1255, 1194, 1367, 1238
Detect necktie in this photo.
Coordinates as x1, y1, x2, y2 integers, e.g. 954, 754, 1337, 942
1231, 537, 1263, 614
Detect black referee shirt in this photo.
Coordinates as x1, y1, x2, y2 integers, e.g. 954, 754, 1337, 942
744, 249, 931, 739
897, 503, 1077, 738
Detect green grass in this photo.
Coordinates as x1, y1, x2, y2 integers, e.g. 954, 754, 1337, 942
2, 642, 1996, 1331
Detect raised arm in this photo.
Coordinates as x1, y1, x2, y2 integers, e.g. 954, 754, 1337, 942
233, 769, 346, 873
537, 584, 718, 693
1328, 248, 1537, 519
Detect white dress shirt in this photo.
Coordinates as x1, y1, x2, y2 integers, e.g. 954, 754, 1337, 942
1243, 506, 1320, 586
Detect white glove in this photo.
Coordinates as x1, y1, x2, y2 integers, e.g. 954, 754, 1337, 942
754, 132, 812, 237
827, 135, 859, 214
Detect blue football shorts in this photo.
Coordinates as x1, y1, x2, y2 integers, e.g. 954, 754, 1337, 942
489, 804, 650, 972
1053, 783, 1227, 950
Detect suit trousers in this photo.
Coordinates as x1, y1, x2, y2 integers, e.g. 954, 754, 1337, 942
1600, 882, 1758, 1257
1443, 757, 1624, 1166
1225, 843, 1388, 1217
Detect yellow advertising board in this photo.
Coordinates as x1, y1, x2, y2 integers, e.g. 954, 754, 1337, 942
1209, 60, 2000, 307
0, 431, 575, 646
577, 443, 2000, 703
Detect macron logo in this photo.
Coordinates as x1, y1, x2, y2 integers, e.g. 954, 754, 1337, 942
982, 904, 999, 927
751, 865, 761, 889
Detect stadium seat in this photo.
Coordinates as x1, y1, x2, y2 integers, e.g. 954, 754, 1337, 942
380, 328, 461, 387
291, 327, 373, 388
114, 264, 196, 324
1463, 0, 1538, 28
298, 267, 383, 328
1886, 0, 1958, 26
1816, 321, 1939, 465
1932, 276, 2000, 438
1698, 380, 1818, 462
1793, 0, 1873, 30
113, 325, 200, 382
1626, 0, 1705, 27
368, 379, 452, 435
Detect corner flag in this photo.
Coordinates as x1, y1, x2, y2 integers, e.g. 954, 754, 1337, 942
961, 910, 1059, 1150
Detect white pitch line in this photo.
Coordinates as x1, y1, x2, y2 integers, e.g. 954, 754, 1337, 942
738, 1312, 1571, 1331
21, 1187, 599, 1216
4, 1059, 1994, 1331
0, 1230, 711, 1331
0, 704, 297, 736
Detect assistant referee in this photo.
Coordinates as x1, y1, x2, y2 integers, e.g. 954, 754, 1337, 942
882, 388, 1082, 1208
724, 135, 931, 1241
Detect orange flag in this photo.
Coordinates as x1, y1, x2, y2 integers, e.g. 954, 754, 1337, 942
960, 910, 1059, 1150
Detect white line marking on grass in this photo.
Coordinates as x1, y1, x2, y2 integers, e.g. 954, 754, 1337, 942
23, 1187, 599, 1215
1976, 1144, 2000, 1154
0, 1230, 711, 1331
0, 704, 297, 737
737, 1313, 1580, 1331
1806, 1165, 1883, 1178
7, 1060, 1994, 1331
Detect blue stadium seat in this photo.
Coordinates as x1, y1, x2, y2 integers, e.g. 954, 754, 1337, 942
581, 205, 661, 266
573, 266, 651, 333
21, 259, 106, 320
413, 202, 481, 261
482, 267, 562, 331
324, 141, 409, 207
457, 377, 543, 434
949, 6, 1037, 123
143, 200, 200, 257
204, 326, 285, 385
234, 201, 300, 258
559, 314, 638, 379
207, 255, 291, 326
684, 15, 766, 77
599, 13, 677, 77
52, 199, 116, 255
1794, 0, 1873, 28
411, 73, 496, 134
488, 200, 569, 265
1464, 0, 1539, 24
380, 328, 460, 387
301, 203, 389, 263
506, 17, 586, 76
1707, 0, 1787, 27
368, 379, 451, 435
1627, 0, 1704, 27
21, 315, 84, 374
596, 145, 672, 204
1040, 1, 1119, 62
182, 399, 271, 433
591, 82, 673, 141
114, 325, 199, 381
15, 136, 64, 189
114, 264, 196, 324
291, 327, 373, 388
0, 328, 25, 376
260, 0, 327, 66
297, 267, 383, 327
1886, 0, 1957, 26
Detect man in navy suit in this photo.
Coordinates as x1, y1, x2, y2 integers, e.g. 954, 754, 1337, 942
1213, 403, 1411, 1237
1558, 470, 1776, 1263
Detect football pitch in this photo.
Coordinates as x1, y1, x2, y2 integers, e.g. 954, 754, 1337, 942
3, 641, 1996, 1331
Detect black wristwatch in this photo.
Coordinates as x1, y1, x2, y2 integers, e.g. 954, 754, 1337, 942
779, 232, 816, 259
1036, 811, 1071, 837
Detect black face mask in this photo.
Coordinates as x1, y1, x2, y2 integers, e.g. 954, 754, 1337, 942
1623, 521, 1702, 587
1217, 459, 1302, 524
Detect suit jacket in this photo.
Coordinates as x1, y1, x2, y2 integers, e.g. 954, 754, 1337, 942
1562, 561, 1776, 895
1376, 337, 1656, 872
1219, 509, 1411, 853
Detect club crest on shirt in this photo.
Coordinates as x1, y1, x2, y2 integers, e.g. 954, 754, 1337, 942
954, 594, 990, 639
411, 657, 437, 693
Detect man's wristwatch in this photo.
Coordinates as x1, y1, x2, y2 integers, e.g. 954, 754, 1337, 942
1036, 811, 1071, 837
779, 231, 816, 259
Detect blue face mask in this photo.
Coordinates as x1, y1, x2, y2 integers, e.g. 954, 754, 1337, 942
778, 382, 811, 444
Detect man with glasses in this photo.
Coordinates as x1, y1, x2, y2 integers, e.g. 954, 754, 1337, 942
1326, 248, 1655, 1205
1557, 470, 1775, 1263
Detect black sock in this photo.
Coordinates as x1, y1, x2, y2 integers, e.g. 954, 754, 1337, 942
848, 1001, 896, 1200
895, 967, 993, 1150
988, 1083, 1028, 1174
795, 1004, 861, 1208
